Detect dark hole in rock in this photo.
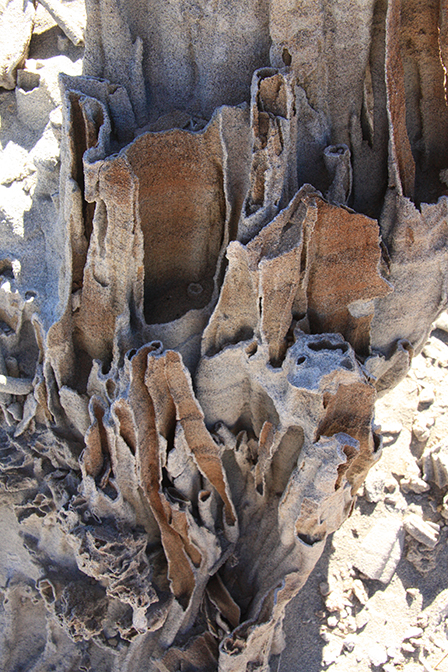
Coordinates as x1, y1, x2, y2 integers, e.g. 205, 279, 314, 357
282, 47, 292, 66
105, 379, 116, 399
0, 260, 14, 279
72, 349, 92, 394
296, 532, 321, 546
282, 220, 295, 235
307, 339, 349, 354
17, 70, 40, 92
327, 144, 346, 156
101, 358, 112, 375
0, 320, 14, 337
245, 341, 258, 358
102, 481, 119, 501
340, 358, 354, 370
38, 580, 56, 605
167, 487, 188, 504
68, 94, 97, 279
373, 431, 382, 453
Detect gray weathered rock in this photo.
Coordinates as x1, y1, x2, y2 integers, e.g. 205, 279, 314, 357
422, 441, 448, 490
353, 518, 404, 583
363, 468, 389, 503
0, 0, 35, 89
403, 513, 440, 549
38, 0, 86, 45
400, 475, 431, 494
434, 311, 448, 333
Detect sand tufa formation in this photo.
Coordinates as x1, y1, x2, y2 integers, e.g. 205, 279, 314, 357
0, 0, 448, 670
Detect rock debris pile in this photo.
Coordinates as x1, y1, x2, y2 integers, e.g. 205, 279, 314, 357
283, 324, 448, 672
0, 0, 448, 670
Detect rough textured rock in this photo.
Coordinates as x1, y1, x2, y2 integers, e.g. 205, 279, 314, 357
38, 0, 86, 46
1, 0, 448, 670
353, 517, 405, 583
0, 0, 35, 90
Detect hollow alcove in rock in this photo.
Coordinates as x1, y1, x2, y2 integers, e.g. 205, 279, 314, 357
125, 125, 226, 325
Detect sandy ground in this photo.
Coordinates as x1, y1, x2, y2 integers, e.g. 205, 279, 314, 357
1, 15, 448, 672
280, 323, 448, 672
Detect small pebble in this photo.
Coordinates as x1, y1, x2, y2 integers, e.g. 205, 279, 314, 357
337, 620, 349, 634
386, 645, 401, 659
401, 641, 416, 653
319, 581, 330, 596
403, 514, 440, 549
326, 589, 348, 612
419, 386, 435, 406
364, 469, 388, 502
412, 416, 433, 443
327, 614, 339, 628
409, 638, 421, 648
355, 609, 370, 630
367, 643, 388, 667
422, 339, 448, 367
384, 478, 397, 493
403, 626, 423, 640
416, 613, 428, 628
345, 616, 357, 634
322, 638, 344, 665
382, 664, 396, 672
406, 588, 419, 599
319, 627, 331, 643
343, 635, 357, 652
434, 311, 448, 332
381, 420, 403, 435
352, 579, 368, 605
49, 107, 63, 128
353, 517, 404, 583
400, 475, 430, 494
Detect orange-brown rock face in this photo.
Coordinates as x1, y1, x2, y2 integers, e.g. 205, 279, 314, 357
1, 1, 448, 671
